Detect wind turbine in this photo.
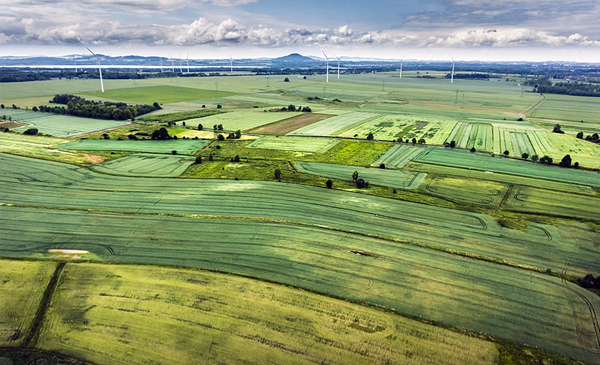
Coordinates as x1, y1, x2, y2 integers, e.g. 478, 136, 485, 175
399, 59, 403, 79
335, 55, 341, 79
451, 56, 455, 83
230, 54, 233, 72
168, 53, 175, 73
322, 51, 329, 83
179, 53, 183, 73
86, 47, 104, 93
186, 52, 190, 73
160, 58, 164, 73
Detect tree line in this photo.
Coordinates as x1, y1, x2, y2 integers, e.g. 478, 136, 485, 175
530, 78, 600, 97
35, 94, 161, 121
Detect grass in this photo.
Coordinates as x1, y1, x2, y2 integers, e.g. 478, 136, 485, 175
81, 85, 236, 105
414, 147, 600, 186
0, 260, 56, 347
295, 162, 427, 190
5, 109, 130, 137
247, 136, 340, 153
58, 139, 210, 155
37, 262, 499, 365
90, 153, 196, 177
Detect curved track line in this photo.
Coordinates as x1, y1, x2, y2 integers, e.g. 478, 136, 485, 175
562, 269, 600, 350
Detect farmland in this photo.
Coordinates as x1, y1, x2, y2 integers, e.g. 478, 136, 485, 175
2, 72, 600, 365
196, 110, 303, 131
247, 136, 339, 152
90, 154, 195, 177
4, 109, 130, 137
294, 161, 427, 189
0, 260, 56, 347
413, 147, 600, 186
58, 138, 210, 154
81, 85, 235, 105
35, 262, 499, 365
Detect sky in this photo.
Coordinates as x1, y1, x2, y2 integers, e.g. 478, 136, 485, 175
1, 0, 599, 62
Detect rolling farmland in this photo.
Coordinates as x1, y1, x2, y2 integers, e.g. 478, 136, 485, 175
35, 262, 499, 365
90, 154, 195, 177
371, 145, 428, 169
294, 161, 427, 189
198, 110, 302, 131
59, 139, 210, 154
81, 85, 235, 104
288, 112, 379, 136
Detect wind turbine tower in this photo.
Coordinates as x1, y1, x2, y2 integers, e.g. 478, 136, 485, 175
179, 53, 183, 73
399, 60, 403, 79
335, 55, 341, 79
451, 57, 455, 83
86, 47, 104, 93
168, 54, 175, 73
186, 52, 190, 73
322, 51, 329, 83
230, 54, 233, 72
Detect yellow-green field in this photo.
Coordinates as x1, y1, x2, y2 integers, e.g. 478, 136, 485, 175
37, 263, 499, 365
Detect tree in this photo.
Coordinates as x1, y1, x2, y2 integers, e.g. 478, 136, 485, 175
301, 106, 311, 112
102, 133, 110, 140
521, 152, 529, 160
577, 131, 584, 139
23, 128, 38, 135
274, 169, 281, 180
213, 124, 217, 131
235, 130, 242, 139
12, 104, 17, 109
287, 104, 296, 112
352, 170, 359, 183
218, 124, 223, 131
540, 155, 553, 164
379, 163, 385, 169
0, 104, 4, 109
574, 162, 580, 168
233, 155, 240, 162
552, 124, 564, 134
326, 179, 333, 189
450, 140, 456, 148
217, 104, 222, 109
559, 154, 572, 168
151, 127, 170, 140
366, 132, 374, 140
470, 147, 476, 153
217, 134, 224, 141
198, 123, 203, 130
356, 178, 367, 188
195, 155, 202, 164
127, 134, 138, 140
153, 102, 162, 110
412, 138, 417, 145
418, 138, 425, 144
208, 153, 213, 161
531, 154, 539, 163
182, 121, 186, 127
32, 106, 39, 112
284, 77, 290, 82
171, 150, 177, 155
503, 150, 510, 156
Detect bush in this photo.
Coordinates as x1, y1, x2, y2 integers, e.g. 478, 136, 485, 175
171, 150, 177, 155
23, 128, 38, 135
301, 106, 312, 112
450, 140, 456, 148
127, 134, 138, 140
195, 155, 202, 164
356, 178, 368, 189
284, 77, 290, 82
366, 132, 374, 140
379, 163, 385, 169
102, 133, 110, 140
198, 123, 203, 130
470, 147, 476, 153
233, 155, 240, 162
577, 131, 584, 139
217, 104, 222, 109
559, 154, 572, 168
217, 134, 224, 141
274, 169, 281, 180
326, 179, 333, 189
215, 145, 221, 149
208, 153, 214, 161
503, 150, 510, 156
521, 153, 529, 160
531, 154, 539, 163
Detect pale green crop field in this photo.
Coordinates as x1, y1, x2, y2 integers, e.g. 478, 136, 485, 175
198, 110, 302, 131
288, 112, 379, 136
81, 85, 235, 105
58, 138, 210, 154
371, 144, 429, 169
90, 153, 195, 177
247, 136, 339, 152
294, 161, 427, 189
0, 132, 93, 165
530, 94, 600, 122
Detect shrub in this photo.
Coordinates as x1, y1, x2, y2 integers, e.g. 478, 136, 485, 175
102, 133, 110, 140
171, 150, 177, 155
195, 155, 202, 164
379, 163, 385, 169
521, 153, 529, 160
216, 104, 222, 109
531, 155, 539, 163
366, 132, 374, 140
503, 150, 509, 156
284, 77, 290, 82
356, 178, 368, 188
127, 134, 138, 140
274, 169, 281, 180
233, 155, 240, 162
326, 179, 333, 189
450, 140, 456, 148
208, 153, 214, 161
470, 147, 476, 153
198, 123, 203, 130
23, 128, 38, 135
217, 134, 224, 141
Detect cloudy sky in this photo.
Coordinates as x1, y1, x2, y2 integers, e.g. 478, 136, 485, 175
1, 0, 599, 61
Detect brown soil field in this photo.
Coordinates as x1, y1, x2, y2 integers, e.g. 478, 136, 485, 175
248, 113, 331, 134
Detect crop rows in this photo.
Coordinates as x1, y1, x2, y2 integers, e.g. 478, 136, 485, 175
288, 112, 379, 136
90, 154, 195, 177
59, 139, 210, 154
199, 111, 302, 132
371, 145, 428, 169
247, 136, 339, 153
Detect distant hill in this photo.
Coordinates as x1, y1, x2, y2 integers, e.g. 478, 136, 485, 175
272, 53, 318, 64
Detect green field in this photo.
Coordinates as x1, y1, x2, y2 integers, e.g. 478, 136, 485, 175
371, 144, 428, 169
414, 147, 600, 187
295, 161, 427, 190
58, 139, 210, 154
247, 136, 339, 152
81, 85, 235, 105
197, 110, 302, 131
90, 154, 195, 177
288, 112, 378, 136
421, 176, 509, 207
35, 262, 499, 365
4, 109, 130, 137
530, 94, 600, 123
0, 260, 56, 347
0, 132, 95, 165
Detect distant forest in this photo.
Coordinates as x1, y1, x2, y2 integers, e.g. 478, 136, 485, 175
528, 78, 600, 97
36, 94, 161, 120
